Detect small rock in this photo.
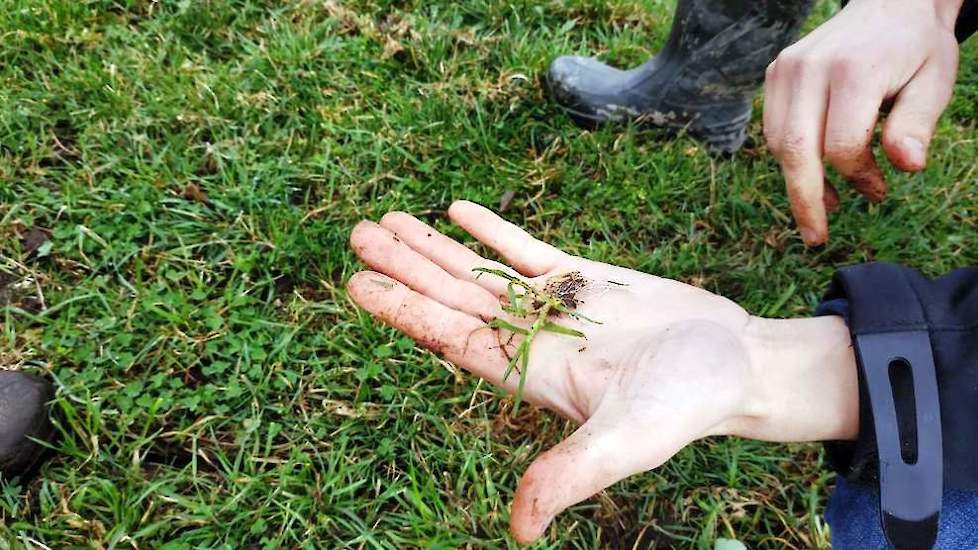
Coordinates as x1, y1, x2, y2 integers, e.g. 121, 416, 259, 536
21, 227, 50, 256
181, 182, 210, 204
499, 190, 516, 212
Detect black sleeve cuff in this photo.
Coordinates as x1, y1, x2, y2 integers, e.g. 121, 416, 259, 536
814, 297, 880, 485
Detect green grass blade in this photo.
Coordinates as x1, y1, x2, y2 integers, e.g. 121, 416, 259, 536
502, 342, 524, 382
541, 321, 585, 338
504, 282, 529, 317
472, 267, 520, 283
568, 310, 603, 325
488, 318, 529, 335
512, 341, 530, 414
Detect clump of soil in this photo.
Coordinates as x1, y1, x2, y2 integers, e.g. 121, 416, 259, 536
540, 270, 588, 311
0, 271, 43, 313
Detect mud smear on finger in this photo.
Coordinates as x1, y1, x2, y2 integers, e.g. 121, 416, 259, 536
844, 155, 887, 203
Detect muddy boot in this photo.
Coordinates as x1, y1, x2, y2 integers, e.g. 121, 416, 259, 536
547, 0, 815, 153
0, 372, 55, 479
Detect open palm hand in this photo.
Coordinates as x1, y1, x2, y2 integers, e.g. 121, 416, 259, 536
348, 201, 857, 543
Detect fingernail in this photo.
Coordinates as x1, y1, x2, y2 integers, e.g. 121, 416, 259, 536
800, 227, 818, 245
902, 136, 926, 168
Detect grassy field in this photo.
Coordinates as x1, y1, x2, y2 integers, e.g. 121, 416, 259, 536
2, 0, 978, 547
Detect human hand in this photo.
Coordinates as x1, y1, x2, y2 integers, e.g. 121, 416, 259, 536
763, 0, 962, 245
347, 201, 858, 543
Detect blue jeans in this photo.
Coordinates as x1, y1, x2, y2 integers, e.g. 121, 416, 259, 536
827, 477, 978, 549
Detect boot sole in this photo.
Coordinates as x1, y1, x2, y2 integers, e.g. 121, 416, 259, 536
545, 69, 750, 154
556, 103, 749, 155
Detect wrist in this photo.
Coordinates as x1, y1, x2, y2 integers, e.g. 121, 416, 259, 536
727, 315, 859, 443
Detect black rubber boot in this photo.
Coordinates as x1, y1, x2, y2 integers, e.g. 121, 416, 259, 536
0, 372, 55, 479
547, 0, 815, 153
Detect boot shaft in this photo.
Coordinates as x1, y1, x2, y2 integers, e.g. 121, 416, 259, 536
661, 0, 816, 99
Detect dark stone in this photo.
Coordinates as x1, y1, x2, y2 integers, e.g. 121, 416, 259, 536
0, 372, 55, 479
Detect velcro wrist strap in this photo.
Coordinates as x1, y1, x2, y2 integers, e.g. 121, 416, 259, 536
853, 331, 941, 550
826, 263, 943, 550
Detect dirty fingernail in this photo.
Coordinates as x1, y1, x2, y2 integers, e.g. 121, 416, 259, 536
800, 226, 818, 245
902, 136, 926, 168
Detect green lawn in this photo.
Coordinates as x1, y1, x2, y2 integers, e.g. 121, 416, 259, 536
2, 0, 977, 547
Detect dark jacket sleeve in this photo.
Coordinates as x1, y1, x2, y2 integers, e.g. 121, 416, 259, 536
956, 0, 978, 42
817, 262, 978, 491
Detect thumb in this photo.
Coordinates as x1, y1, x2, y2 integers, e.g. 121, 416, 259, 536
509, 419, 676, 544
883, 50, 958, 172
